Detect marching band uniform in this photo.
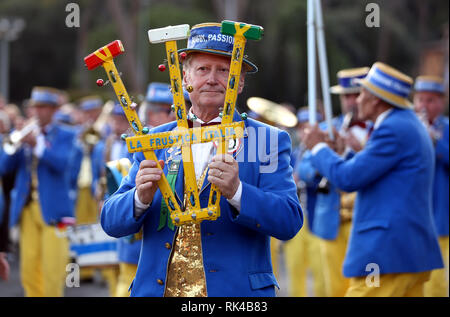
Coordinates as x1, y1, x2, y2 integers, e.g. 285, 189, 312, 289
74, 97, 105, 225
414, 76, 449, 297
114, 83, 174, 297
0, 87, 77, 296
92, 103, 133, 295
101, 23, 303, 297
70, 96, 105, 282
305, 63, 443, 296
284, 108, 326, 297
299, 68, 370, 297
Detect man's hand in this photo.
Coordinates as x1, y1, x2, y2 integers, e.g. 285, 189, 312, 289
207, 154, 240, 199
135, 159, 165, 205
302, 124, 327, 150
344, 132, 363, 152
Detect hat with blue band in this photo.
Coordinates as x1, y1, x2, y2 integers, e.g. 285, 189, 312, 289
79, 96, 103, 111
178, 23, 258, 74
330, 67, 370, 94
111, 101, 125, 116
297, 108, 323, 123
30, 86, 62, 106
357, 62, 413, 109
146, 82, 173, 104
414, 76, 445, 94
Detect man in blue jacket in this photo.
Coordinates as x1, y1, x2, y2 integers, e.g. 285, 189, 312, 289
114, 82, 175, 297
299, 67, 370, 297
101, 22, 303, 297
303, 62, 443, 296
414, 75, 449, 297
0, 87, 77, 296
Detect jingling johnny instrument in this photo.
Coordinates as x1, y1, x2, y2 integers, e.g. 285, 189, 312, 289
84, 21, 263, 226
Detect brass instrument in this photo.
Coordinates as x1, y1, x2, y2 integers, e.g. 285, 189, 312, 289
2, 118, 40, 155
80, 100, 114, 147
246, 97, 298, 128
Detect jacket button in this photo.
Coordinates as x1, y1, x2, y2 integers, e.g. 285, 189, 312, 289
256, 223, 261, 228
165, 242, 171, 249
157, 279, 164, 285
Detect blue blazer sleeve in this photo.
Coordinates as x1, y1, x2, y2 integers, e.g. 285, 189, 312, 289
297, 151, 320, 186
100, 155, 147, 237
231, 130, 303, 241
39, 128, 75, 172
311, 124, 400, 192
435, 120, 449, 166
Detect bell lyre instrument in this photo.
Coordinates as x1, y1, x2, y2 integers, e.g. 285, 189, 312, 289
84, 20, 263, 227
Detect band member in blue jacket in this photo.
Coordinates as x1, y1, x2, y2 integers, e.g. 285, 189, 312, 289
414, 75, 449, 297
299, 67, 370, 297
101, 22, 303, 297
0, 87, 77, 296
303, 62, 443, 296
114, 82, 175, 297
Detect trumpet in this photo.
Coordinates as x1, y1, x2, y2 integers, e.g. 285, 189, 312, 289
80, 100, 114, 147
2, 118, 40, 155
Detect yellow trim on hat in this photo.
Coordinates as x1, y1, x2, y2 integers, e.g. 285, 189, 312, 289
359, 78, 413, 109
329, 85, 361, 95
337, 67, 370, 78
191, 22, 221, 29
373, 62, 413, 84
415, 75, 444, 84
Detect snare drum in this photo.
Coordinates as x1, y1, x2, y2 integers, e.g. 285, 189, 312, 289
68, 223, 118, 268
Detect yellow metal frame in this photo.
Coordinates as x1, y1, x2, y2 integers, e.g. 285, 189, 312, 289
91, 21, 254, 226
92, 46, 183, 219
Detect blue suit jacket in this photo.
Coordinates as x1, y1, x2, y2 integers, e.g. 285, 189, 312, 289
297, 116, 346, 240
0, 123, 77, 227
311, 108, 443, 277
431, 115, 449, 237
101, 113, 303, 296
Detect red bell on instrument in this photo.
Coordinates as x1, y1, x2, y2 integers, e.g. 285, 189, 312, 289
158, 64, 166, 72
179, 52, 187, 61
96, 79, 104, 86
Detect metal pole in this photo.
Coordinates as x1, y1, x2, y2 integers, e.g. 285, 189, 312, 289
307, 0, 317, 125
0, 39, 9, 101
314, 0, 334, 140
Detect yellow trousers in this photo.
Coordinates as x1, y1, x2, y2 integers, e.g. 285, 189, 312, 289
75, 186, 98, 225
319, 221, 352, 297
345, 271, 431, 297
284, 222, 326, 297
19, 201, 69, 297
424, 236, 449, 297
115, 263, 138, 297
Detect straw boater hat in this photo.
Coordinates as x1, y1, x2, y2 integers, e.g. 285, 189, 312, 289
79, 96, 103, 112
178, 22, 258, 74
356, 62, 414, 109
30, 87, 63, 107
330, 67, 370, 95
414, 76, 445, 94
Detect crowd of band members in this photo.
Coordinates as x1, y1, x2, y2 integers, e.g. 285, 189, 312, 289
0, 64, 448, 297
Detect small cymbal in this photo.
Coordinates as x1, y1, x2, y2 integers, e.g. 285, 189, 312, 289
246, 97, 298, 128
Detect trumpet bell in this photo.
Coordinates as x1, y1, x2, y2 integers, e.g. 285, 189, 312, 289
246, 97, 298, 128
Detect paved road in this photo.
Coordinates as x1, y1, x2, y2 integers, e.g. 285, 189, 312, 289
0, 246, 110, 297
1, 243, 300, 297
